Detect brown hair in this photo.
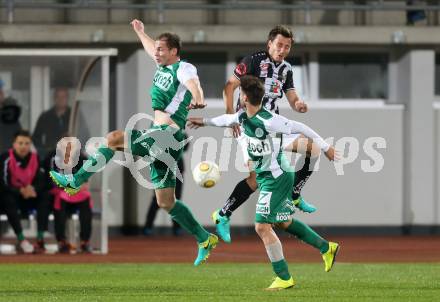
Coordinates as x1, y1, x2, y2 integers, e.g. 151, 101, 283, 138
267, 25, 294, 43
240, 75, 265, 106
156, 32, 182, 56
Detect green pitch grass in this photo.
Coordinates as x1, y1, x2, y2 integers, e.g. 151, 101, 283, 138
0, 263, 439, 302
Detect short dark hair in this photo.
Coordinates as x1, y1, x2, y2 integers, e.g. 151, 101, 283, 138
240, 75, 265, 106
267, 25, 294, 43
156, 32, 182, 56
14, 129, 32, 141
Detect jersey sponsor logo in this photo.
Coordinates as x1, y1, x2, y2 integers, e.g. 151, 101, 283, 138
260, 62, 269, 77
276, 212, 293, 221
235, 63, 247, 76
153, 70, 173, 91
264, 79, 282, 99
256, 191, 271, 215
270, 80, 281, 94
247, 137, 272, 156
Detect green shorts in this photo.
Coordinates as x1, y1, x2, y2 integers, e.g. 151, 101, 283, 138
255, 171, 296, 224
129, 124, 185, 189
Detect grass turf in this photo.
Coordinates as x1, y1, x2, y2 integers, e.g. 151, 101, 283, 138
0, 263, 439, 302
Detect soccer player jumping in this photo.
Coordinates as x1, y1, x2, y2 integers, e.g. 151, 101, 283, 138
50, 19, 218, 266
188, 75, 340, 290
212, 25, 320, 243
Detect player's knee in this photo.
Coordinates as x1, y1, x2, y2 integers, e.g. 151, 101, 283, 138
274, 221, 291, 230
106, 130, 124, 148
308, 141, 321, 159
255, 223, 271, 237
246, 173, 258, 191
156, 196, 175, 211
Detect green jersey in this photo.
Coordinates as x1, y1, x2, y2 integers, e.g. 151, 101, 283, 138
206, 107, 330, 186
238, 109, 291, 185
150, 61, 197, 129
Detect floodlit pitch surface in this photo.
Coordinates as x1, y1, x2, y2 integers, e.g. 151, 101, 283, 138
1, 236, 439, 301
0, 263, 439, 301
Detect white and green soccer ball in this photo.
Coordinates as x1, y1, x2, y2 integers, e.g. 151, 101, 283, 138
192, 161, 221, 188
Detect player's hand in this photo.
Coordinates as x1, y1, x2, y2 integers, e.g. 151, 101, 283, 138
324, 146, 340, 162
187, 117, 205, 129
187, 99, 207, 110
130, 19, 144, 33
231, 124, 241, 138
295, 101, 308, 113
27, 186, 37, 198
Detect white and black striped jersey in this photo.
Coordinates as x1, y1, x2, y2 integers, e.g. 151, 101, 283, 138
233, 51, 295, 113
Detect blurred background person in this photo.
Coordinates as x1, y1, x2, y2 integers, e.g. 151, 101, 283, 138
32, 87, 71, 158
0, 78, 22, 154
0, 130, 49, 253
44, 137, 93, 254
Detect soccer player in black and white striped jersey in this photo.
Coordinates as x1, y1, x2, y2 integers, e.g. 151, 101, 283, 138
212, 25, 321, 243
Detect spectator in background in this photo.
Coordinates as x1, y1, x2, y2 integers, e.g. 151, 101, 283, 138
406, 0, 426, 25
33, 87, 71, 158
0, 78, 22, 154
44, 137, 93, 254
0, 130, 49, 253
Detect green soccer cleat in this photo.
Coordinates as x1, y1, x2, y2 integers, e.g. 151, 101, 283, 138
49, 171, 80, 196
194, 233, 218, 266
293, 196, 317, 213
211, 209, 231, 243
322, 242, 340, 272
265, 276, 296, 291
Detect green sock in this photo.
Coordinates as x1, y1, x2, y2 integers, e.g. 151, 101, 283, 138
74, 146, 115, 187
17, 232, 25, 241
169, 200, 209, 243
272, 259, 291, 281
37, 231, 44, 241
286, 219, 329, 253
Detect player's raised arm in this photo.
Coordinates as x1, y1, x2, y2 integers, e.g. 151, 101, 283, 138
175, 62, 206, 110
187, 112, 240, 129
130, 19, 155, 60
263, 114, 339, 161
286, 90, 308, 113
223, 75, 241, 114
185, 78, 206, 110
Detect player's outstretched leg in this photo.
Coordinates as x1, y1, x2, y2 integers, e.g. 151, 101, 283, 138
213, 174, 256, 243
287, 136, 319, 213
282, 219, 339, 272
166, 197, 218, 266
255, 223, 295, 291
50, 130, 123, 195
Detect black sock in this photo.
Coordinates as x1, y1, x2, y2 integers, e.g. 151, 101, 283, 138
219, 179, 255, 217
292, 156, 316, 200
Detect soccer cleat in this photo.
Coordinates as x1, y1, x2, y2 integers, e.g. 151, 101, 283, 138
57, 240, 76, 254
194, 233, 218, 266
211, 209, 231, 243
266, 276, 296, 291
16, 239, 34, 254
322, 242, 340, 272
293, 196, 317, 213
49, 171, 80, 195
33, 239, 46, 254
80, 241, 92, 254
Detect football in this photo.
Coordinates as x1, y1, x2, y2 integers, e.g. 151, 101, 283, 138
192, 161, 221, 188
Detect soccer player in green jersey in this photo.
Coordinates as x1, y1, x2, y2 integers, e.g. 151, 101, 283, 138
188, 75, 340, 290
49, 19, 218, 266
